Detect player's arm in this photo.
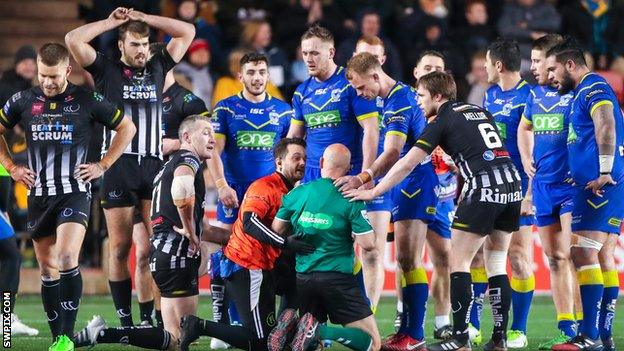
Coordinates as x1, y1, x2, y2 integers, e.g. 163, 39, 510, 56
518, 114, 535, 178
125, 10, 194, 63
201, 219, 231, 245
586, 101, 618, 194
287, 92, 305, 138
172, 164, 200, 254
65, 8, 130, 67
350, 204, 377, 255
162, 138, 180, 156
206, 134, 239, 208
0, 95, 35, 188
358, 115, 379, 172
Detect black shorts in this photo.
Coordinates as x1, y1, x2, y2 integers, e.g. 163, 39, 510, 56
27, 192, 91, 239
0, 176, 11, 212
297, 271, 372, 325
273, 250, 297, 297
225, 268, 276, 340
452, 180, 522, 235
101, 155, 162, 209
150, 248, 200, 298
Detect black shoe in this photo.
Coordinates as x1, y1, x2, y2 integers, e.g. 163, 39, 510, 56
179, 315, 201, 351
433, 325, 453, 340
427, 337, 472, 351
394, 312, 402, 332
268, 309, 299, 351
603, 336, 616, 351
290, 313, 320, 351
553, 335, 604, 351
483, 338, 507, 351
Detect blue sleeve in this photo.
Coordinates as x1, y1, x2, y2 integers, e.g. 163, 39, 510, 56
583, 82, 616, 119
280, 107, 292, 138
211, 100, 229, 138
384, 100, 411, 139
522, 90, 534, 124
0, 92, 24, 129
291, 90, 305, 126
349, 86, 378, 123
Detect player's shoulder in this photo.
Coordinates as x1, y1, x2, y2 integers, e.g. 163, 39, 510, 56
515, 80, 532, 96
576, 73, 613, 100
486, 84, 501, 96
176, 150, 202, 172
385, 82, 414, 111
267, 94, 292, 111
213, 95, 238, 112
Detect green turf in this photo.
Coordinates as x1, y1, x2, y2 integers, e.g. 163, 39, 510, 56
5, 295, 623, 350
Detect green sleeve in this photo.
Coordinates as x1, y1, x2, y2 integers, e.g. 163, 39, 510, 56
349, 201, 373, 235
275, 190, 297, 222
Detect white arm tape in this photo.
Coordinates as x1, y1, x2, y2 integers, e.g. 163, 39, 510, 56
171, 175, 195, 202
599, 154, 614, 174
573, 236, 603, 251
485, 250, 507, 277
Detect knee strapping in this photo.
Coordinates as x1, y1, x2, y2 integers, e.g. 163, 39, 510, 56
485, 250, 507, 277
573, 236, 603, 251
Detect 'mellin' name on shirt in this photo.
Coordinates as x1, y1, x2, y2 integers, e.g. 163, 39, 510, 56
462, 111, 488, 121
123, 84, 157, 101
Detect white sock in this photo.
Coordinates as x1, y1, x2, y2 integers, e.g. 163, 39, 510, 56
435, 315, 450, 329
396, 300, 403, 313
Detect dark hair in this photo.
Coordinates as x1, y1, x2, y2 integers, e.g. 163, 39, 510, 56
119, 20, 150, 41
546, 36, 587, 66
301, 24, 334, 45
273, 138, 306, 159
417, 50, 445, 65
38, 43, 70, 66
178, 114, 209, 140
418, 71, 457, 100
240, 52, 269, 68
532, 34, 563, 52
487, 38, 521, 72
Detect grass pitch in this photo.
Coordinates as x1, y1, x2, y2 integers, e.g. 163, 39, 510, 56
5, 295, 623, 350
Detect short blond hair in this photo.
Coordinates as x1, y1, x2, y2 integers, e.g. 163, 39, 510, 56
346, 52, 381, 79
356, 35, 385, 49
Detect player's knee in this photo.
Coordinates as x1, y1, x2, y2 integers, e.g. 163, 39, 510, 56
39, 262, 59, 278
362, 248, 380, 267
395, 254, 416, 272
547, 250, 569, 272
58, 251, 78, 270
111, 240, 132, 263
570, 246, 598, 267
370, 333, 381, 351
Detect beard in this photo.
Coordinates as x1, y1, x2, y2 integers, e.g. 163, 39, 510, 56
244, 81, 266, 96
557, 71, 575, 95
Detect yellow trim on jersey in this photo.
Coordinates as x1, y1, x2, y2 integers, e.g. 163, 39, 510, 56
516, 80, 529, 90
277, 110, 293, 117
213, 106, 234, 114
579, 72, 593, 85
416, 139, 432, 147
400, 188, 421, 199
293, 91, 304, 99
386, 131, 407, 139
290, 118, 304, 125
590, 100, 613, 117
0, 109, 8, 124
308, 85, 350, 111
387, 85, 404, 99
356, 111, 378, 121
575, 81, 609, 99
214, 133, 226, 139
521, 115, 532, 125
110, 109, 122, 125
199, 111, 210, 117
384, 106, 411, 115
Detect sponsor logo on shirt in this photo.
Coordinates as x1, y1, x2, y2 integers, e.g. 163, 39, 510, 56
298, 211, 333, 230
533, 114, 564, 133
236, 130, 276, 150
304, 110, 341, 129
31, 120, 74, 144
122, 84, 157, 101
495, 122, 507, 140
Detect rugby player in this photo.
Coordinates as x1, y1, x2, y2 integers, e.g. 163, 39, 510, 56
179, 137, 311, 351
339, 52, 439, 350
65, 7, 194, 327
546, 37, 622, 351
517, 34, 579, 349
74, 115, 227, 350
347, 71, 521, 351
271, 143, 381, 351
0, 43, 135, 351
481, 38, 534, 348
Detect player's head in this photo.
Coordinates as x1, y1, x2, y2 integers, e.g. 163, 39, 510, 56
118, 20, 150, 68
346, 52, 383, 100
485, 38, 521, 83
320, 143, 352, 178
546, 36, 587, 95
179, 115, 215, 161
238, 52, 269, 97
300, 24, 335, 77
273, 138, 307, 183
354, 35, 386, 65
416, 71, 457, 118
37, 43, 71, 98
531, 34, 563, 86
413, 50, 445, 81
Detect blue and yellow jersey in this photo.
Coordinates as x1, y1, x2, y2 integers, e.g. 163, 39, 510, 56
484, 80, 532, 178
211, 92, 292, 184
382, 82, 432, 177
522, 85, 573, 184
292, 66, 378, 170
567, 73, 624, 184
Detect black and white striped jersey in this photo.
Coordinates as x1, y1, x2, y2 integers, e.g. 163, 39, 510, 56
150, 149, 205, 263
0, 84, 123, 196
86, 47, 175, 159
415, 100, 520, 187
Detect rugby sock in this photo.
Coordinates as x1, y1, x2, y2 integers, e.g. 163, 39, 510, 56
575, 311, 584, 334
139, 299, 154, 325
210, 277, 229, 324
155, 309, 163, 329
41, 277, 61, 340
402, 268, 428, 340
469, 267, 488, 330
59, 266, 82, 336
599, 270, 619, 340
199, 319, 254, 350
95, 325, 172, 350
450, 272, 472, 343
353, 258, 370, 306
577, 265, 603, 340
109, 278, 134, 326
557, 313, 577, 338
319, 324, 372, 351
435, 315, 450, 329
488, 274, 511, 340
510, 274, 534, 334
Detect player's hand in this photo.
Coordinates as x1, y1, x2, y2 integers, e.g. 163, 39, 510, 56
334, 175, 363, 192
520, 197, 534, 216
344, 188, 376, 202
9, 164, 35, 189
585, 174, 617, 197
174, 226, 200, 256
218, 185, 239, 208
108, 7, 131, 23
284, 236, 315, 255
522, 160, 536, 178
75, 162, 106, 182
126, 9, 147, 22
